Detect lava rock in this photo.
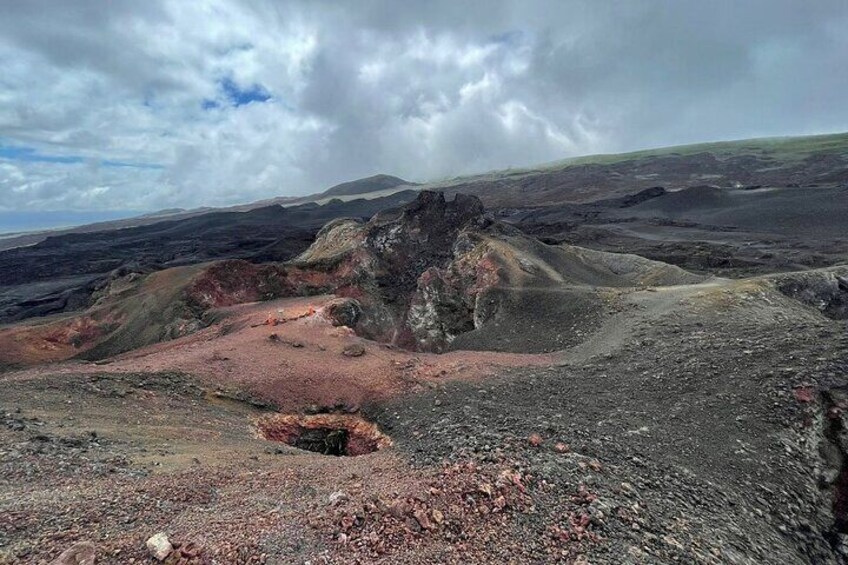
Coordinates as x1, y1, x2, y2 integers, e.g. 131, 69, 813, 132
324, 298, 362, 328
342, 343, 366, 357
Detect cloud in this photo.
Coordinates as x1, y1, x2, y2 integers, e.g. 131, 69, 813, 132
0, 0, 846, 213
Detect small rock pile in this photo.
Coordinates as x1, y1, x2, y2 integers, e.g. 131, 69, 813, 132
319, 460, 534, 561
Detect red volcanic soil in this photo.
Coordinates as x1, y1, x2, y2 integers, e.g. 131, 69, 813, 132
0, 312, 121, 366
0, 296, 563, 563
108, 295, 556, 411
11, 295, 556, 412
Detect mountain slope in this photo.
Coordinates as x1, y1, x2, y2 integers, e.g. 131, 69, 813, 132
321, 174, 414, 197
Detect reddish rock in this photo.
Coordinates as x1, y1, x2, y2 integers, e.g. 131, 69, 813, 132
528, 433, 543, 447
186, 260, 290, 311
284, 191, 498, 352
388, 499, 411, 519
163, 541, 211, 565
264, 312, 281, 326
793, 385, 816, 403
413, 508, 434, 530
553, 442, 570, 453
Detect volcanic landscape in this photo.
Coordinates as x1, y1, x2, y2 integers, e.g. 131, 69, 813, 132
2, 133, 848, 564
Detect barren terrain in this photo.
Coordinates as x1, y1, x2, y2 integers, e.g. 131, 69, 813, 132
1, 133, 847, 564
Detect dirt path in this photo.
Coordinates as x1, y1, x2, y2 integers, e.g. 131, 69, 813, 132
560, 279, 728, 364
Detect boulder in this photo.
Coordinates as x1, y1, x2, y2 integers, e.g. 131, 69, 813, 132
323, 298, 362, 328
146, 532, 173, 561
342, 343, 366, 357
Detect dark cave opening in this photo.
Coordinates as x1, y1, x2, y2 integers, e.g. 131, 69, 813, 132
256, 413, 391, 457
291, 427, 350, 456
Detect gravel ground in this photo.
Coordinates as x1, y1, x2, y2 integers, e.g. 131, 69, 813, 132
371, 278, 848, 563
1, 271, 847, 564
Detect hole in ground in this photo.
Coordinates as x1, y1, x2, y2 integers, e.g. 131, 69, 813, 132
256, 413, 391, 456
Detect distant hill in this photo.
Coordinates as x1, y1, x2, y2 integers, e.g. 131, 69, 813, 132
321, 174, 413, 197
420, 131, 848, 207
0, 175, 413, 252
5, 132, 845, 252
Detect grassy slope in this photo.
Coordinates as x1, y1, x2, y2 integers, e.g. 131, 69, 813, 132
425, 131, 848, 186
552, 131, 848, 167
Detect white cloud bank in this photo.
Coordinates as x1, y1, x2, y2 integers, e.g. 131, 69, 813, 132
0, 0, 846, 212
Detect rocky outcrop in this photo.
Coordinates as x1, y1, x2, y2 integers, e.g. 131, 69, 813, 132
776, 268, 848, 320
0, 190, 709, 367
185, 261, 291, 311
285, 191, 502, 351
282, 190, 706, 352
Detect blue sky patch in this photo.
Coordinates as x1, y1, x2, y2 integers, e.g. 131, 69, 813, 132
203, 77, 271, 110
0, 141, 163, 170
101, 160, 165, 170
0, 144, 83, 164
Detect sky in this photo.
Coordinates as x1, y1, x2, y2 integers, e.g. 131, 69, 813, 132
1, 0, 847, 219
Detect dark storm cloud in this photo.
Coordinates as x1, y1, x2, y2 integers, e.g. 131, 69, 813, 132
0, 0, 846, 212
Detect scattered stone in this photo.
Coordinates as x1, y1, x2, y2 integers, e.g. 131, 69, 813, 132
413, 508, 434, 530
793, 385, 816, 403
528, 433, 543, 447
431, 508, 444, 524
163, 541, 210, 565
328, 490, 348, 506
50, 542, 96, 565
342, 343, 366, 357
553, 442, 570, 453
388, 499, 410, 519
146, 532, 173, 561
